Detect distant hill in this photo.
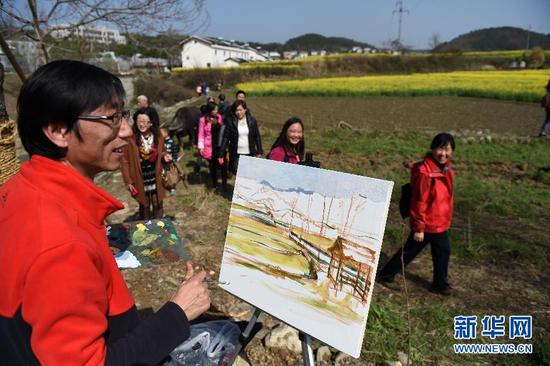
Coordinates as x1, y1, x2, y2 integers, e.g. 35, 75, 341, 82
434, 26, 550, 52
284, 33, 375, 52
250, 33, 375, 53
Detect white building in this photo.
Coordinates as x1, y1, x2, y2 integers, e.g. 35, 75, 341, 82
179, 36, 267, 68
0, 39, 41, 73
260, 50, 281, 60
50, 24, 126, 45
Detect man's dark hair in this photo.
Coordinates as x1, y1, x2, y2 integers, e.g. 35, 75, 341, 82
205, 102, 217, 115
430, 133, 455, 151
218, 93, 226, 101
17, 60, 125, 159
235, 90, 246, 98
231, 100, 247, 113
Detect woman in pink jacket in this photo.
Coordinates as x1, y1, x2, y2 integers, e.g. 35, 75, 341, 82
198, 102, 228, 191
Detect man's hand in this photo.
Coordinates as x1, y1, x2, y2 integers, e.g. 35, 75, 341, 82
170, 262, 210, 321
217, 157, 224, 165
413, 232, 424, 242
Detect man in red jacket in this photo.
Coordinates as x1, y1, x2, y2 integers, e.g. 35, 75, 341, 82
0, 60, 210, 365
378, 133, 455, 295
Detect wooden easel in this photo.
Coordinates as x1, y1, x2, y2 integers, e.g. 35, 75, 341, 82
235, 307, 315, 366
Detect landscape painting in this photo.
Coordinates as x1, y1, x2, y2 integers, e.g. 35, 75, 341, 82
218, 156, 394, 357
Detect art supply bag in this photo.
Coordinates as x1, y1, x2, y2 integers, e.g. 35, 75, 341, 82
167, 320, 241, 366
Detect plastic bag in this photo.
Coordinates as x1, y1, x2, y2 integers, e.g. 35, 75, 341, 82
166, 320, 241, 366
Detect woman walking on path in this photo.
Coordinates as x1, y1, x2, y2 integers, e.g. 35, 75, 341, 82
267, 117, 305, 164
121, 108, 170, 219
219, 100, 263, 173
198, 102, 227, 191
378, 133, 456, 296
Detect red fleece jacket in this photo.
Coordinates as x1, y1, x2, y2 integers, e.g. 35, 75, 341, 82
0, 156, 189, 365
410, 156, 455, 234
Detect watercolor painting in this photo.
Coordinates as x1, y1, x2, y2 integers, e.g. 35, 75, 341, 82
218, 156, 394, 358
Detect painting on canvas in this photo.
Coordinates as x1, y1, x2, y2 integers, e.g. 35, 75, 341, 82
218, 156, 393, 357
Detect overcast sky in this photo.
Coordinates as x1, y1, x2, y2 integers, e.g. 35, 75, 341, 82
200, 0, 549, 49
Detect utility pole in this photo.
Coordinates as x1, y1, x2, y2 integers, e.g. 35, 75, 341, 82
525, 25, 531, 51
392, 0, 409, 50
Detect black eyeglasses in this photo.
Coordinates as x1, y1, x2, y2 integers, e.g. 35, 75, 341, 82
78, 110, 130, 128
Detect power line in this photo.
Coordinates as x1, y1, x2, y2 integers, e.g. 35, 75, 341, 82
392, 0, 409, 48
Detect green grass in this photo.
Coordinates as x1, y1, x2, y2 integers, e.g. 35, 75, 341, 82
367, 298, 545, 365
180, 127, 548, 365
364, 300, 455, 363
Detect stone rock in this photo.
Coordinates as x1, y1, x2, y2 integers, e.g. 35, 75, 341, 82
253, 326, 270, 341
174, 211, 187, 222
334, 352, 352, 366
232, 354, 250, 366
227, 302, 253, 320
383, 361, 402, 366
397, 351, 411, 366
258, 313, 281, 329
264, 324, 302, 354
316, 345, 332, 365
162, 275, 180, 288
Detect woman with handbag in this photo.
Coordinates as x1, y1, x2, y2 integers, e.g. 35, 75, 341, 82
121, 108, 170, 219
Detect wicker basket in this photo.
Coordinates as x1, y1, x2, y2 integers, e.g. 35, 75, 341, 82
0, 120, 20, 185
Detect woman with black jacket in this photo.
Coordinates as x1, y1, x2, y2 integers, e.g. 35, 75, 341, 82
219, 100, 263, 173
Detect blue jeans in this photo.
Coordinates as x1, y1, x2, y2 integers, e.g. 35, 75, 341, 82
539, 115, 550, 135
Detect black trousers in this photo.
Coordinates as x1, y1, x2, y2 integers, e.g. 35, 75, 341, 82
209, 158, 227, 189
379, 231, 450, 290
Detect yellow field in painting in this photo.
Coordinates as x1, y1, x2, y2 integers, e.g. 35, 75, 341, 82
291, 226, 335, 250
226, 211, 309, 274
226, 207, 364, 323
237, 70, 550, 101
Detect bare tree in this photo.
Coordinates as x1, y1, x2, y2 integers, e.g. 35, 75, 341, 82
428, 32, 441, 51
0, 0, 208, 67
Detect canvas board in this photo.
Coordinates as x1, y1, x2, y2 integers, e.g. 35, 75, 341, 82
218, 156, 393, 358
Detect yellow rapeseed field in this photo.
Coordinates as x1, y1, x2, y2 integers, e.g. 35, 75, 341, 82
237, 70, 550, 102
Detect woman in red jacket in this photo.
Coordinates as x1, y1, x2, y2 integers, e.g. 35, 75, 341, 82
379, 133, 455, 295
267, 117, 304, 164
